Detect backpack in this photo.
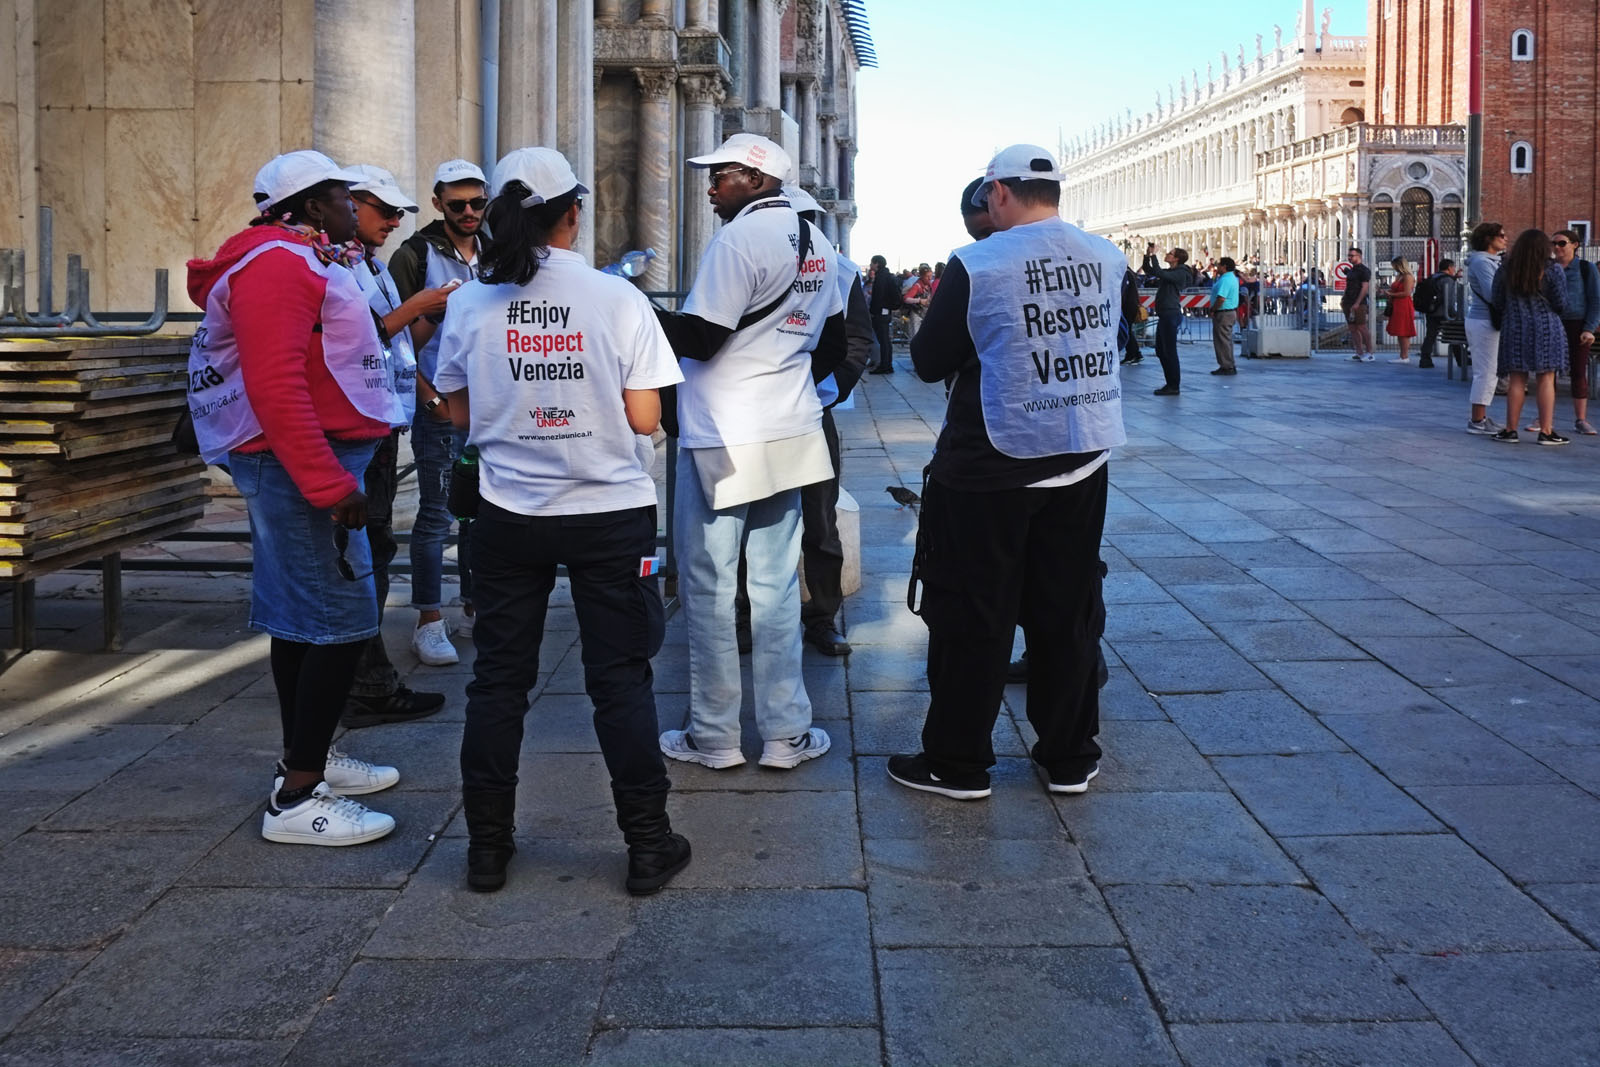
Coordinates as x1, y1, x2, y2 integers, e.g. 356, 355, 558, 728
1413, 274, 1443, 316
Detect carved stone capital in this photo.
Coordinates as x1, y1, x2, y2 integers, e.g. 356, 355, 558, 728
679, 73, 727, 108
633, 66, 676, 99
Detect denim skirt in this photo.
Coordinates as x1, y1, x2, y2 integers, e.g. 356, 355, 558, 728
230, 439, 381, 644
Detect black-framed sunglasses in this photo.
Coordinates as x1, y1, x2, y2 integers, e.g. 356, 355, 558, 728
353, 194, 404, 221
1553, 239, 1571, 247
708, 167, 754, 189
332, 526, 374, 582
444, 197, 489, 213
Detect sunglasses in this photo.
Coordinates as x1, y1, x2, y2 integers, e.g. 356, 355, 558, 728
332, 526, 374, 582
1553, 240, 1571, 247
444, 197, 488, 213
709, 167, 755, 189
353, 195, 404, 221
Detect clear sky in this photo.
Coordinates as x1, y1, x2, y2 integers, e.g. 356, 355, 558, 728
849, 0, 1369, 269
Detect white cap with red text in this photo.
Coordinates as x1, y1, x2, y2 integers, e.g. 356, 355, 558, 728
687, 134, 793, 181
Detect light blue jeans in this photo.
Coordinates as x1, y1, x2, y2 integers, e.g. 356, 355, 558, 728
674, 447, 813, 749
409, 411, 473, 611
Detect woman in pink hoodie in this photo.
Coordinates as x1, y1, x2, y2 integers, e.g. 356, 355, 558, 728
186, 151, 407, 847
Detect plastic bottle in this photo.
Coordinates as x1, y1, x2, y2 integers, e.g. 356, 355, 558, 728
601, 248, 657, 278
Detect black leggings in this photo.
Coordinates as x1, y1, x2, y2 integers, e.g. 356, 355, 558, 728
271, 637, 366, 774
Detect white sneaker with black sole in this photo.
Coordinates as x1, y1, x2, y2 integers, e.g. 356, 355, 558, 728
262, 781, 395, 846
758, 728, 831, 769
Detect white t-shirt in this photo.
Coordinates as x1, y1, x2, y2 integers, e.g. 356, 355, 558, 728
433, 247, 683, 516
678, 195, 844, 448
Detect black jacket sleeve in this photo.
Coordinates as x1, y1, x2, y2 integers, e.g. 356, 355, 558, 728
910, 257, 976, 383
388, 234, 428, 302
653, 309, 734, 362
812, 311, 847, 384
828, 276, 876, 405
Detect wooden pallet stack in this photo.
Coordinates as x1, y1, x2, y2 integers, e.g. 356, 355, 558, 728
0, 337, 207, 580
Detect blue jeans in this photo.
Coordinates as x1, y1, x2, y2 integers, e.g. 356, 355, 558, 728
674, 447, 812, 749
230, 439, 380, 644
409, 412, 473, 611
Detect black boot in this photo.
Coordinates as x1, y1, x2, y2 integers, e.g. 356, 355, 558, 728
462, 789, 517, 893
614, 787, 691, 896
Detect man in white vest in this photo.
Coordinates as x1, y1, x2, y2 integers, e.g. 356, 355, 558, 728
891, 145, 1126, 801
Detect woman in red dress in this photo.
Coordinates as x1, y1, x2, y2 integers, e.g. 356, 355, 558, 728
1387, 257, 1418, 363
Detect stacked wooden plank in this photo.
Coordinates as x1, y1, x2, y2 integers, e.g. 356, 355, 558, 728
0, 338, 207, 579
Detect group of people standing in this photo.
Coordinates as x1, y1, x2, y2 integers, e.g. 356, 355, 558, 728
186, 131, 876, 897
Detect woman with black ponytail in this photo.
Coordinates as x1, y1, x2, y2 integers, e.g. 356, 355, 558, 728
432, 148, 691, 895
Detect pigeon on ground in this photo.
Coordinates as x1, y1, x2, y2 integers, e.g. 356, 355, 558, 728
885, 485, 920, 510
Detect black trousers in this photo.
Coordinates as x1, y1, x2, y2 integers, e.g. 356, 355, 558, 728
1420, 314, 1444, 361
351, 430, 401, 697
460, 501, 669, 800
918, 466, 1108, 781
800, 409, 844, 628
1155, 311, 1182, 389
1124, 324, 1142, 361
872, 313, 894, 370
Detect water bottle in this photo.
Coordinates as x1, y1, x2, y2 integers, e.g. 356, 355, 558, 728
602, 247, 657, 278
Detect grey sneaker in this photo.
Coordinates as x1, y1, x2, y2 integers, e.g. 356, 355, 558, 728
758, 728, 831, 769
1466, 417, 1497, 434
659, 729, 746, 769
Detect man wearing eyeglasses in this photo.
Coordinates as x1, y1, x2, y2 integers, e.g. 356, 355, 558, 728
390, 159, 491, 668
652, 133, 847, 774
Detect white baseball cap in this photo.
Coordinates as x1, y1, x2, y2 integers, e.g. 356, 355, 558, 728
783, 185, 823, 214
346, 164, 419, 212
687, 133, 792, 181
491, 147, 590, 208
972, 144, 1064, 206
253, 150, 366, 213
433, 158, 488, 186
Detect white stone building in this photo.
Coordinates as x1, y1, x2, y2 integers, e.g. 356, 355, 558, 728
0, 0, 873, 313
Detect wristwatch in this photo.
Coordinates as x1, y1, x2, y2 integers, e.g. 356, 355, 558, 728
423, 395, 445, 414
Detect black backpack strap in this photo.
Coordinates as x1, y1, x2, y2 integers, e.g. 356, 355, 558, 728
735, 213, 812, 331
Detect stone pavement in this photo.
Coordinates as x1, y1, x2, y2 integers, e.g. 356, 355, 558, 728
2, 340, 1599, 1066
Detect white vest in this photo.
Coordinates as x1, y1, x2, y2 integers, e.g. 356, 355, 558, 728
352, 257, 419, 423
187, 240, 406, 464
957, 217, 1127, 459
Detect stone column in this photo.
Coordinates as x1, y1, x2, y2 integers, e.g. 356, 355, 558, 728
820, 115, 837, 189
499, 0, 559, 148
798, 78, 819, 181
837, 215, 853, 258
687, 0, 711, 29
558, 0, 595, 262
781, 77, 797, 119
314, 0, 418, 202
724, 0, 747, 108
680, 74, 726, 281
634, 68, 675, 290
596, 0, 620, 19
640, 0, 671, 24
752, 0, 786, 111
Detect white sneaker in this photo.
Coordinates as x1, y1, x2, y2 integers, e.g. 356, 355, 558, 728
323, 746, 399, 795
262, 781, 395, 846
1361, 354, 1376, 363
454, 610, 475, 640
758, 728, 832, 769
659, 729, 746, 769
412, 619, 459, 666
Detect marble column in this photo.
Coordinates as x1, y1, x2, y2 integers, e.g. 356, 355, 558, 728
499, 0, 559, 148
313, 0, 417, 202
558, 0, 595, 262
687, 0, 712, 29
837, 215, 853, 258
820, 115, 837, 189
798, 78, 819, 182
724, 0, 747, 108
596, 0, 620, 19
753, 0, 785, 111
680, 74, 726, 281
640, 0, 671, 24
634, 68, 675, 290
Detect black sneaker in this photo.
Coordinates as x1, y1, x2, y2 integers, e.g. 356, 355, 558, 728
1120, 355, 1143, 365
886, 753, 991, 800
1492, 429, 1519, 444
342, 685, 446, 728
804, 623, 852, 657
1539, 430, 1570, 446
1153, 385, 1179, 395
1045, 763, 1100, 795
